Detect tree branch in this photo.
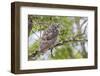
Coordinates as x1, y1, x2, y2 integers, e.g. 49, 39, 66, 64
54, 39, 88, 47
80, 19, 88, 28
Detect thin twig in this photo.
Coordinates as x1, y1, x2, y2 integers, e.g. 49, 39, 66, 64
31, 30, 40, 38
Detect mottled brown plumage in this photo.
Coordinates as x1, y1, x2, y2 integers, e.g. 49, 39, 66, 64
39, 23, 59, 53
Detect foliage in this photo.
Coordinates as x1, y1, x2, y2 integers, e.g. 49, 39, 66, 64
28, 40, 40, 56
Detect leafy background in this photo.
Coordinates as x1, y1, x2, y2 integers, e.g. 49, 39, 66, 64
28, 15, 88, 60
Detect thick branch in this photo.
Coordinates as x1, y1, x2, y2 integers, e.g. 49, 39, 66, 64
54, 39, 88, 47
80, 19, 88, 28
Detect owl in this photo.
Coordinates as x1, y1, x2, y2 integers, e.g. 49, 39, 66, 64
39, 23, 60, 54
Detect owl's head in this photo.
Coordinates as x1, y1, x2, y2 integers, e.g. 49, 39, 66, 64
50, 23, 60, 30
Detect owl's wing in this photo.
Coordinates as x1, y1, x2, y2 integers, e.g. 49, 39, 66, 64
39, 40, 50, 53
39, 37, 57, 53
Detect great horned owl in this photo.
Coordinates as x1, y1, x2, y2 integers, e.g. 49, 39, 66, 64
39, 23, 59, 53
